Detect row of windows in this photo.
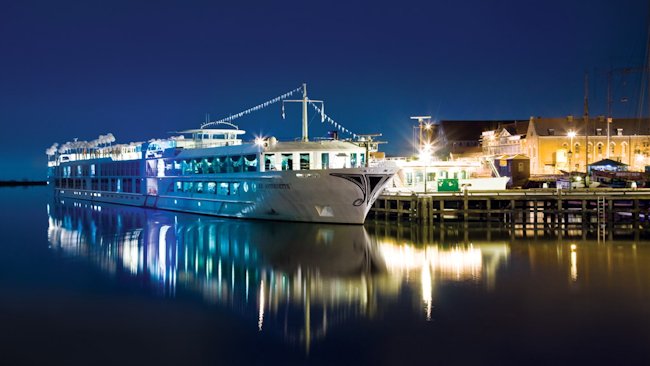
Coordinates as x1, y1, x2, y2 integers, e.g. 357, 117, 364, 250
171, 181, 256, 196
58, 161, 141, 178
405, 170, 468, 185
55, 178, 142, 193
159, 152, 366, 176
161, 155, 258, 176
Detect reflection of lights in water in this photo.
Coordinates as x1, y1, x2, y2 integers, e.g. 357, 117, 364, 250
421, 261, 433, 321
570, 244, 578, 282
380, 243, 483, 281
258, 279, 265, 331
121, 232, 141, 275
159, 225, 170, 282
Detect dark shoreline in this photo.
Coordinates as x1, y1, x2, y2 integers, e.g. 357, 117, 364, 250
0, 181, 47, 187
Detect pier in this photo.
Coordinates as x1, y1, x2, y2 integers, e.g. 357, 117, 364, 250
370, 188, 650, 238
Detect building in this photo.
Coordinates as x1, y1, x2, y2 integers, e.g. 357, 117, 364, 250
438, 120, 520, 158
481, 120, 530, 156
525, 117, 650, 174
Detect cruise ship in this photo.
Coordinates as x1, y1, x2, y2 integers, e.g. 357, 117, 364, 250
46, 85, 397, 224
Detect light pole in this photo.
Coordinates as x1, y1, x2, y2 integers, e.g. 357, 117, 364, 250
419, 143, 432, 193
567, 130, 576, 172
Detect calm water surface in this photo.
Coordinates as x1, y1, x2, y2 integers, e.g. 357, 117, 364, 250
1, 187, 650, 365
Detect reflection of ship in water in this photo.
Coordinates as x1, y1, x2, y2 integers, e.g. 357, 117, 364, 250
46, 198, 387, 350
46, 199, 513, 348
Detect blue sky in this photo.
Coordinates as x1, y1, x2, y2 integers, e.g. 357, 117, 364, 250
1, 0, 648, 179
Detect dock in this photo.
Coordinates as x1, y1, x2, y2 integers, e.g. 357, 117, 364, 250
370, 188, 650, 238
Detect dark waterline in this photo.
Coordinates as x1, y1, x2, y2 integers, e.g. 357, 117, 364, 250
1, 186, 650, 365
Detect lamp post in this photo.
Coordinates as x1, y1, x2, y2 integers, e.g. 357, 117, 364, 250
567, 130, 576, 172
419, 143, 433, 193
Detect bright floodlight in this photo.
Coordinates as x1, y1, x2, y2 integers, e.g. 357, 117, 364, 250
567, 131, 576, 138
418, 143, 433, 162
254, 137, 265, 146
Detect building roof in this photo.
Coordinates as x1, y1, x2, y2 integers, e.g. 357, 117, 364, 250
589, 158, 628, 167
531, 117, 650, 137
500, 120, 530, 136
439, 120, 525, 142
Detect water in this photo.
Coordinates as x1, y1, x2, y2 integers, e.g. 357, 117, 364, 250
2, 187, 650, 365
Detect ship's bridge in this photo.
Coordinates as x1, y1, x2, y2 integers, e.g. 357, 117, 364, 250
175, 124, 246, 149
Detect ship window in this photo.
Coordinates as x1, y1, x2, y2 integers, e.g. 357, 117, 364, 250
116, 179, 121, 192
192, 160, 199, 174
300, 153, 310, 170
224, 156, 234, 173
90, 164, 95, 176
176, 181, 182, 192
321, 153, 329, 169
264, 154, 275, 170
406, 172, 413, 185
207, 182, 216, 194
214, 157, 225, 173
245, 155, 258, 172
182, 160, 191, 175
350, 153, 357, 167
196, 182, 204, 193
360, 153, 365, 167
183, 181, 193, 192
217, 182, 229, 195
243, 181, 249, 192
230, 182, 240, 195
200, 158, 211, 174
281, 154, 293, 171
231, 156, 243, 173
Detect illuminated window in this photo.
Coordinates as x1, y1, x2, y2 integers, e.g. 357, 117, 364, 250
300, 153, 310, 170
207, 182, 216, 194
217, 182, 229, 195
321, 153, 330, 169
281, 154, 293, 170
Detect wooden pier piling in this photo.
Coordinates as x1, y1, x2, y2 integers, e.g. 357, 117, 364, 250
370, 188, 650, 235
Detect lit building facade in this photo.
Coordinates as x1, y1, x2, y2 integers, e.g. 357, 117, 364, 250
525, 117, 650, 174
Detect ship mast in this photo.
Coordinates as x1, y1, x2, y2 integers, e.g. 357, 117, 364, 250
283, 83, 323, 142
302, 83, 309, 142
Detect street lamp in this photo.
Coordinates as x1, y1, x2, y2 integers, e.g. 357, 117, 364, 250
567, 130, 576, 172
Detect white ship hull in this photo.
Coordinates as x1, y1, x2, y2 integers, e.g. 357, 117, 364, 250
55, 166, 395, 224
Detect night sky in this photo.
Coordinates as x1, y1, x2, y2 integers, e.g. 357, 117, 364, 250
1, 0, 648, 180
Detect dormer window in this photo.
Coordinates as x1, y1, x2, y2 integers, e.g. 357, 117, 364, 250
617, 128, 623, 136
547, 129, 555, 136
596, 128, 602, 136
